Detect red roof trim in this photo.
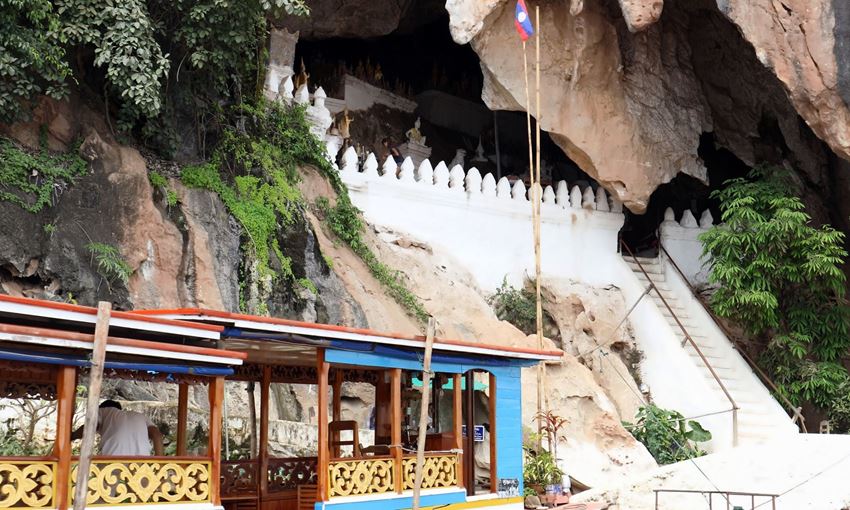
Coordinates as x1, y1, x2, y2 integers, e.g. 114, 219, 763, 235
0, 295, 224, 333
0, 323, 246, 360
131, 308, 564, 358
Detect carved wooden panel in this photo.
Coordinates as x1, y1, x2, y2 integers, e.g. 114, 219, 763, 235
0, 460, 56, 508
267, 457, 317, 493
402, 454, 458, 490
220, 460, 259, 498
71, 459, 211, 505
327, 457, 394, 498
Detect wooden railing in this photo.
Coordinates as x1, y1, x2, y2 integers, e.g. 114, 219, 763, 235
401, 453, 459, 491
0, 457, 57, 509
659, 244, 808, 432
221, 459, 259, 499
71, 457, 212, 506
268, 456, 317, 492
327, 456, 396, 498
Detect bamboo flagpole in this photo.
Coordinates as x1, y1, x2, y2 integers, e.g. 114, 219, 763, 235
534, 3, 548, 437
514, 0, 546, 445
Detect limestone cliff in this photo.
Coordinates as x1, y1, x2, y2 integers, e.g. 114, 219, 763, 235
444, 0, 850, 212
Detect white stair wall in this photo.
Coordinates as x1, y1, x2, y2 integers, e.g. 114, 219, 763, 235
622, 255, 798, 450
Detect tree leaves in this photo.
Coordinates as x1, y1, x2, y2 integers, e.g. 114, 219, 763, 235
700, 166, 850, 410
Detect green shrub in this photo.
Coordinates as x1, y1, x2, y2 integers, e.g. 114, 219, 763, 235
623, 404, 711, 465
0, 138, 88, 213
700, 166, 850, 407
490, 278, 536, 334
523, 447, 563, 487
86, 242, 132, 288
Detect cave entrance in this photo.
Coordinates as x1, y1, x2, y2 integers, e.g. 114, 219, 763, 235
619, 132, 751, 258
293, 14, 587, 185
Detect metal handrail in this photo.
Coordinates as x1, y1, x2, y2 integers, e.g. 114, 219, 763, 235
658, 244, 808, 433
620, 240, 739, 446
654, 489, 777, 510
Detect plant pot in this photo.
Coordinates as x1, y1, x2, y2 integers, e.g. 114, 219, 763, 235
527, 483, 545, 495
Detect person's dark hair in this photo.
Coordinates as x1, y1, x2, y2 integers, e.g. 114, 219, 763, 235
99, 400, 122, 410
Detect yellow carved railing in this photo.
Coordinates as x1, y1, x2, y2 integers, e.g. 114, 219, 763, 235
71, 458, 211, 506
0, 459, 56, 509
402, 454, 459, 490
327, 457, 395, 498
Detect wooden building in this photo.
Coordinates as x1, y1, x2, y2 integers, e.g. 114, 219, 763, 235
0, 296, 560, 510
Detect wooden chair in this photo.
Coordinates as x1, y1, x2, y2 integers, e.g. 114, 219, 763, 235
297, 484, 318, 510
329, 420, 360, 457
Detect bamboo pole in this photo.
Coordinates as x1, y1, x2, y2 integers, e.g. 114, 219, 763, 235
412, 317, 436, 510
72, 301, 111, 510
176, 384, 189, 456
534, 4, 548, 440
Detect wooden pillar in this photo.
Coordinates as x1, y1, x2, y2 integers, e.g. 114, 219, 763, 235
316, 350, 330, 501
488, 373, 498, 493
176, 383, 189, 456
54, 366, 76, 510
331, 369, 343, 455
464, 371, 475, 496
452, 373, 464, 489
73, 301, 111, 510
259, 366, 271, 497
391, 368, 402, 494
208, 376, 225, 507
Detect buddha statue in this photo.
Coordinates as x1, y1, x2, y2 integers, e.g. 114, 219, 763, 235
405, 117, 426, 145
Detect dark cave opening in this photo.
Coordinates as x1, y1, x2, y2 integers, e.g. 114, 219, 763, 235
294, 15, 589, 185
620, 132, 752, 257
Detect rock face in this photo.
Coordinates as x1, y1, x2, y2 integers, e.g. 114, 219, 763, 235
716, 0, 850, 165
273, 0, 445, 39
451, 0, 710, 212
445, 0, 850, 211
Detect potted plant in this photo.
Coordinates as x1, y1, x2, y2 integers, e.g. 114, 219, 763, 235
523, 447, 564, 496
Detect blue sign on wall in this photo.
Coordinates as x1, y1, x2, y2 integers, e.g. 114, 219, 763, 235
461, 425, 486, 442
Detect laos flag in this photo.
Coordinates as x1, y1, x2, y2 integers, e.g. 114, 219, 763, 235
514, 0, 534, 41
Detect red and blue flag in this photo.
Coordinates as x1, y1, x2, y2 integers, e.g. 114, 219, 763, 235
514, 0, 534, 41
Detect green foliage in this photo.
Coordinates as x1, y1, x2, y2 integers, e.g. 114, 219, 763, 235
182, 102, 426, 322
623, 404, 711, 465
0, 137, 88, 213
2, 0, 309, 128
181, 103, 309, 285
490, 278, 536, 334
298, 277, 317, 294
57, 0, 169, 121
148, 171, 178, 207
314, 195, 428, 323
700, 167, 850, 406
523, 447, 563, 487
86, 242, 132, 288
0, 0, 71, 122
0, 421, 41, 456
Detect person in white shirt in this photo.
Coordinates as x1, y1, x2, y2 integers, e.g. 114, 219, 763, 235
72, 400, 164, 456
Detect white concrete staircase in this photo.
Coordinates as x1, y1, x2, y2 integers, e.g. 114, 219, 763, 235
624, 255, 798, 447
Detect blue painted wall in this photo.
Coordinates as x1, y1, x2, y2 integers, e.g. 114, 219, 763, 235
324, 348, 526, 499
314, 489, 466, 510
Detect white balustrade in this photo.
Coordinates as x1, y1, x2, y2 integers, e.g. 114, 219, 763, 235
496, 177, 512, 199
433, 162, 450, 189
363, 153, 380, 179
382, 156, 398, 179
465, 168, 482, 195
482, 173, 497, 198
449, 165, 466, 191
582, 187, 596, 210
417, 160, 434, 186
399, 158, 415, 183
